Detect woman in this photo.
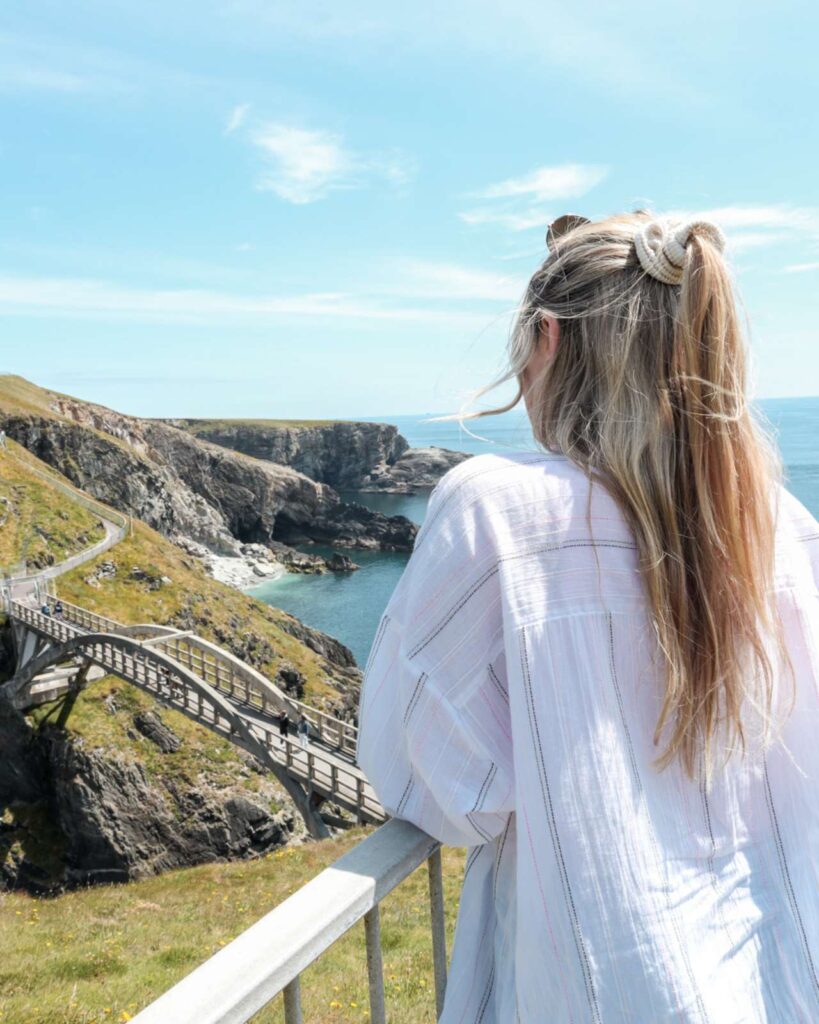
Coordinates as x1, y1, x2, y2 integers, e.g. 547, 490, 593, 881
356, 210, 819, 1022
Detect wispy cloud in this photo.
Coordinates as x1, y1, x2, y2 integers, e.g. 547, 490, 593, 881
666, 204, 819, 260
460, 162, 608, 232
397, 261, 523, 302
783, 262, 819, 274
0, 64, 90, 93
0, 274, 487, 327
472, 164, 608, 202
231, 121, 414, 204
225, 103, 250, 135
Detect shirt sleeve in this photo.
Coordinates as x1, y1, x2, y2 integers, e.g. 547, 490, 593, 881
355, 464, 515, 847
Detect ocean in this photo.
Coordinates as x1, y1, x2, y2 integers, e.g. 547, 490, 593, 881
246, 398, 819, 667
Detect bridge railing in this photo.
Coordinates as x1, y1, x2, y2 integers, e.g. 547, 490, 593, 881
52, 597, 358, 756
8, 601, 385, 825
132, 817, 449, 1024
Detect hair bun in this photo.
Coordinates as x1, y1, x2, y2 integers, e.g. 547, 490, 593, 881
634, 217, 727, 285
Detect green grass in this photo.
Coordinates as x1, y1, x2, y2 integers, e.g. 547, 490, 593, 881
0, 830, 467, 1024
0, 375, 74, 419
0, 444, 106, 572
29, 677, 278, 800
169, 417, 354, 431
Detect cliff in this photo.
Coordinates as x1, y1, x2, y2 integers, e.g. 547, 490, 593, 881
0, 378, 418, 578
166, 417, 473, 493
168, 418, 410, 489
0, 684, 304, 892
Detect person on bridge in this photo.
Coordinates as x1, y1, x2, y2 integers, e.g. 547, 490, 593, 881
53, 600, 63, 619
297, 714, 309, 750
40, 601, 50, 617
357, 211, 819, 1023
277, 709, 290, 745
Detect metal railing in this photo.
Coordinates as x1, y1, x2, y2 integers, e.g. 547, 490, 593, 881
132, 818, 447, 1024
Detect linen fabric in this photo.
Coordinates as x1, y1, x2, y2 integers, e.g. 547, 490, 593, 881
356, 449, 819, 1023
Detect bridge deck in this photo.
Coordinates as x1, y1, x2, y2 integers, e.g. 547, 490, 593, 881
9, 601, 385, 826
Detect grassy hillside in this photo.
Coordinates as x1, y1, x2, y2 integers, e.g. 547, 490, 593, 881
56, 518, 350, 707
0, 443, 106, 573
0, 829, 466, 1024
0, 375, 350, 431
0, 375, 80, 419
170, 416, 347, 431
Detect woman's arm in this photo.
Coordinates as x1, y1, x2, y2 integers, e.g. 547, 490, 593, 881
356, 461, 515, 847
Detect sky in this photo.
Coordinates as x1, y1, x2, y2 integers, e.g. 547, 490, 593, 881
2, 1, 819, 419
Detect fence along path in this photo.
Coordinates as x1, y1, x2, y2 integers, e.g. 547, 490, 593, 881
8, 600, 385, 831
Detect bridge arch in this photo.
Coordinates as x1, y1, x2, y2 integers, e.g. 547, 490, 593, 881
6, 628, 330, 839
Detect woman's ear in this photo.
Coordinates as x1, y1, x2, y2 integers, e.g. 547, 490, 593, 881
539, 316, 560, 362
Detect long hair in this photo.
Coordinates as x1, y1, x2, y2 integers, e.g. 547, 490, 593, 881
433, 209, 794, 789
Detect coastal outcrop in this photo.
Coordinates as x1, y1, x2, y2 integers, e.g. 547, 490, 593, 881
166, 418, 409, 489
1, 389, 418, 583
0, 691, 305, 893
167, 417, 474, 494
360, 445, 472, 492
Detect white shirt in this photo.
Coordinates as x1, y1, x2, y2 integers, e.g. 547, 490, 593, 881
356, 449, 819, 1023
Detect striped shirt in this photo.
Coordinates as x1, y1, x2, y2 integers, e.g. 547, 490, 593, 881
356, 449, 819, 1023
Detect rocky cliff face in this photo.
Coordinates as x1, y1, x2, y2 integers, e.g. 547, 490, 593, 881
167, 418, 475, 494
167, 419, 409, 489
0, 698, 304, 893
2, 397, 417, 566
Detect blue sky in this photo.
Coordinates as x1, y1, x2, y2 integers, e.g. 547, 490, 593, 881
2, 1, 819, 419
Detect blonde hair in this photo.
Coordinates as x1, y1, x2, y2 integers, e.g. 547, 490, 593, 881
433, 209, 794, 788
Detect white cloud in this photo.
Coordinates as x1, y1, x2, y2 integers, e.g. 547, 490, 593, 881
242, 122, 414, 204
398, 261, 523, 302
0, 274, 487, 327
0, 64, 89, 92
783, 262, 819, 274
225, 103, 250, 135
251, 125, 353, 203
460, 162, 608, 233
472, 164, 608, 203
665, 204, 819, 260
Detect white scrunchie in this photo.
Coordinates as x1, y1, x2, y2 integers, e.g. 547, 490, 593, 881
633, 217, 726, 285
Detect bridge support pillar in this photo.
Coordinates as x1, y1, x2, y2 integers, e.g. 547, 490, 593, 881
55, 659, 92, 729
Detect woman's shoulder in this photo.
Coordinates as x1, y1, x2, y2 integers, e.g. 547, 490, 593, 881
430, 447, 580, 506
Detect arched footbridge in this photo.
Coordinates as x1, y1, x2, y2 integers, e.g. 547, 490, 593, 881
3, 598, 385, 839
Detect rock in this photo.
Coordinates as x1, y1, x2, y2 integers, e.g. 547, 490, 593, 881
275, 662, 306, 700
325, 552, 359, 572
133, 710, 181, 753
165, 419, 473, 494
164, 419, 409, 489
361, 445, 472, 492
0, 702, 302, 893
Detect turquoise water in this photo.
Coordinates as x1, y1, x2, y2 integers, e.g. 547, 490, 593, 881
247, 398, 819, 667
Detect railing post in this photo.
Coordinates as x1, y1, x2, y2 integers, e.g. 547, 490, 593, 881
364, 906, 386, 1024
428, 847, 448, 1017
283, 975, 302, 1024
356, 776, 365, 823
